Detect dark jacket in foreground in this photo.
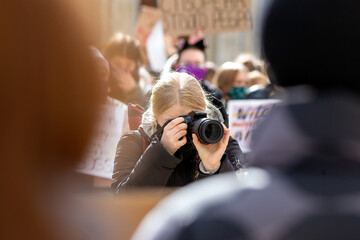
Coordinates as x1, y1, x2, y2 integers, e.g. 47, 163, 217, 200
111, 98, 245, 192
132, 89, 360, 240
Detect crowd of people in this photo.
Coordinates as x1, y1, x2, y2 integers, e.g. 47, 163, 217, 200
2, 0, 360, 239
94, 27, 280, 191
102, 30, 280, 110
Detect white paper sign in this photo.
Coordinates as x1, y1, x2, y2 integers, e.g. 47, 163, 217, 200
227, 99, 281, 153
76, 99, 127, 179
146, 21, 168, 72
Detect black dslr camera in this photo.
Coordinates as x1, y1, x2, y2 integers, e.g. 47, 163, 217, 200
162, 111, 224, 144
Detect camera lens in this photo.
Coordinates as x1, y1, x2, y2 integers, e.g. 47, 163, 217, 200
192, 118, 224, 144
205, 123, 220, 139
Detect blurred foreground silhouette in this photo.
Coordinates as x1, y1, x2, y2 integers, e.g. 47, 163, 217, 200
133, 0, 360, 239
0, 1, 170, 239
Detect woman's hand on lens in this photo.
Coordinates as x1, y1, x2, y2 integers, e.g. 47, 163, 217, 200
160, 117, 188, 155
192, 124, 230, 172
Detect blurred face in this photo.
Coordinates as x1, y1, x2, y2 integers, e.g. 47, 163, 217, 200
156, 103, 205, 126
110, 55, 136, 73
233, 71, 248, 87
178, 49, 206, 67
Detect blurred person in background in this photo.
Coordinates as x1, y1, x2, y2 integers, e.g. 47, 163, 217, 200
90, 46, 130, 133
104, 33, 148, 108
0, 0, 107, 239
245, 70, 271, 99
204, 61, 218, 85
235, 52, 265, 74
163, 31, 224, 101
246, 62, 285, 100
234, 52, 284, 100
213, 62, 249, 103
247, 70, 269, 89
112, 72, 246, 192
133, 0, 360, 239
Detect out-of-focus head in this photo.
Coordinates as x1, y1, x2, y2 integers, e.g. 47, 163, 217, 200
0, 0, 100, 238
176, 30, 207, 68
176, 31, 207, 68
174, 33, 208, 81
235, 53, 264, 73
104, 33, 143, 82
214, 62, 249, 99
248, 70, 270, 88
178, 48, 206, 67
150, 72, 207, 126
261, 0, 360, 93
0, 0, 100, 174
175, 47, 208, 82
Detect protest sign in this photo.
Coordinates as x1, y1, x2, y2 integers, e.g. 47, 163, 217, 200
227, 99, 280, 153
76, 99, 127, 179
135, 6, 162, 46
157, 0, 252, 35
146, 21, 168, 72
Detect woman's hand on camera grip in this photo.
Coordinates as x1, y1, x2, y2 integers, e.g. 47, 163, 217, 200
160, 117, 188, 155
192, 124, 230, 172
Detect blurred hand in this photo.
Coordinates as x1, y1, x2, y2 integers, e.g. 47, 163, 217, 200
114, 68, 136, 93
160, 118, 188, 155
192, 124, 230, 172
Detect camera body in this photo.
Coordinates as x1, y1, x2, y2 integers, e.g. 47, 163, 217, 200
180, 111, 224, 144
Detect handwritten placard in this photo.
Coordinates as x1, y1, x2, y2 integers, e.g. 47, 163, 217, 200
227, 99, 280, 153
76, 99, 127, 179
157, 0, 252, 35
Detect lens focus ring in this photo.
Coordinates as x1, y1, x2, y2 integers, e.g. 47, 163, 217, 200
192, 119, 224, 144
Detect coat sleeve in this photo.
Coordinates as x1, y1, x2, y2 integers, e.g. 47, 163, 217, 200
226, 136, 248, 170
196, 153, 233, 180
111, 131, 182, 192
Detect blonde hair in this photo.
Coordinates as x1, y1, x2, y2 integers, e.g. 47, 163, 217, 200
151, 72, 207, 119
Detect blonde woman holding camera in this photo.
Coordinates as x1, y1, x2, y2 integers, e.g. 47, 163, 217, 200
112, 72, 245, 192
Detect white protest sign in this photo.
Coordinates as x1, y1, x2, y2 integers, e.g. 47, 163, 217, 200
135, 6, 162, 47
157, 0, 252, 35
76, 99, 127, 179
227, 99, 280, 153
146, 21, 168, 72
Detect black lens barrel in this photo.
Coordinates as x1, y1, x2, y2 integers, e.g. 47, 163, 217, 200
191, 118, 224, 144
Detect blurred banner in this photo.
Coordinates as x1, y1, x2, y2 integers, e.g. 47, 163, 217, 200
227, 99, 280, 153
77, 99, 127, 179
157, 0, 252, 35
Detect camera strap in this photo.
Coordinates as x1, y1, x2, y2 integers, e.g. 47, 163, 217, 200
194, 153, 200, 182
